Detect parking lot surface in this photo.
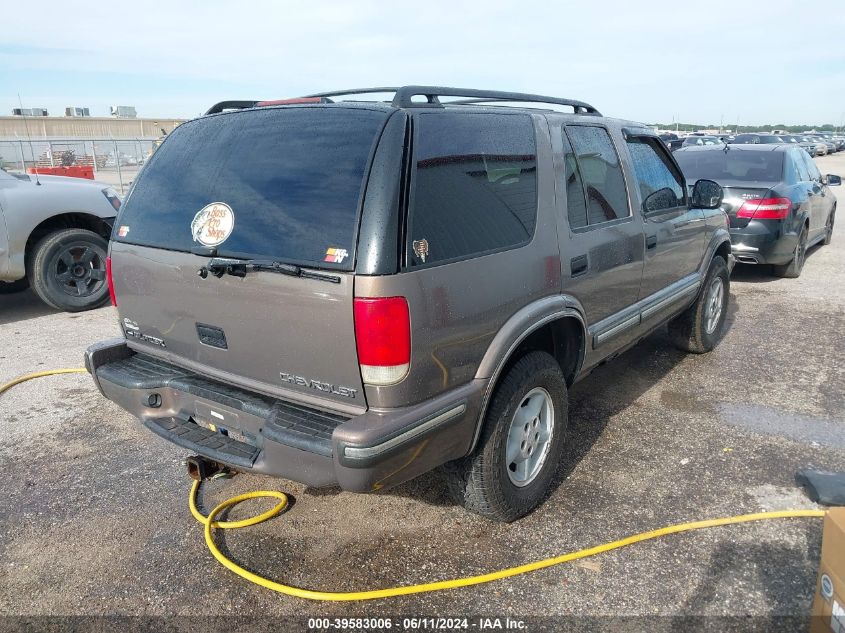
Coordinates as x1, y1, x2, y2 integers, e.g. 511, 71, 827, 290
1, 155, 843, 622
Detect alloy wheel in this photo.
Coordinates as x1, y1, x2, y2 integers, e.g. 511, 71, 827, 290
505, 387, 554, 487
704, 276, 725, 334
50, 242, 107, 298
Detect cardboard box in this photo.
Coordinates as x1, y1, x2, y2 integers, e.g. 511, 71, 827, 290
811, 508, 845, 633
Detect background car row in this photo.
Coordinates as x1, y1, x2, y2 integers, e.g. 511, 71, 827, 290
674, 143, 840, 279
661, 130, 845, 156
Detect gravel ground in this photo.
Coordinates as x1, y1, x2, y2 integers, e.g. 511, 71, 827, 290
1, 155, 843, 630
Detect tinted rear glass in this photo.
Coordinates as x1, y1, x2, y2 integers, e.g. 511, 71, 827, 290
407, 112, 537, 266
114, 107, 388, 269
675, 150, 784, 183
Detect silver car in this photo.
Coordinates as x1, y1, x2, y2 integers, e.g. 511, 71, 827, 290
0, 167, 120, 311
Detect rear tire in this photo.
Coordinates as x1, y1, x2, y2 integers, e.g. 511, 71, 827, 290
668, 256, 730, 354
27, 228, 110, 312
0, 278, 29, 294
444, 351, 568, 522
823, 209, 835, 246
773, 226, 808, 278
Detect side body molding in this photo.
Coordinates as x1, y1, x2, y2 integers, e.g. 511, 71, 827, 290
470, 294, 588, 451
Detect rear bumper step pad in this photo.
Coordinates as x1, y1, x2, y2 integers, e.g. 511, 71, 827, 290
145, 416, 259, 467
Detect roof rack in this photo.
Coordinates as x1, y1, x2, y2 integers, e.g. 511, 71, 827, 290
305, 86, 600, 114
392, 86, 600, 115
205, 100, 258, 115
206, 86, 601, 116
303, 87, 401, 100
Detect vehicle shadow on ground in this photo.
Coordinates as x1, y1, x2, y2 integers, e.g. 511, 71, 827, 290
307, 296, 739, 510
0, 289, 58, 326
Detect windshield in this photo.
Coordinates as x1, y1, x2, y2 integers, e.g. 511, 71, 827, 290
114, 106, 389, 269
676, 149, 784, 183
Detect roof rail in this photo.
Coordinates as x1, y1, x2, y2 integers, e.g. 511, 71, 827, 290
302, 87, 400, 100
392, 86, 601, 115
205, 100, 259, 115
206, 87, 601, 116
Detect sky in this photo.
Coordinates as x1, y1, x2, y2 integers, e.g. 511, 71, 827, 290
2, 0, 844, 126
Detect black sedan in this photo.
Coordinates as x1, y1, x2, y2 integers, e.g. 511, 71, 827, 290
730, 133, 786, 145
675, 145, 840, 277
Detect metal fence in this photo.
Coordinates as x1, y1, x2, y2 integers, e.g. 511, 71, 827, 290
0, 138, 158, 195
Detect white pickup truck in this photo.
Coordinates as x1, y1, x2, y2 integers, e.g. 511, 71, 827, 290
0, 167, 120, 311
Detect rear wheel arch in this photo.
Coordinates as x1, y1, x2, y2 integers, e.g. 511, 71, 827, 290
25, 212, 113, 269
470, 306, 586, 453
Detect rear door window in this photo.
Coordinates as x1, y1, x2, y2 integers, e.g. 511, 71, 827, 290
407, 112, 537, 266
795, 150, 811, 181
564, 126, 630, 225
625, 136, 685, 212
562, 133, 588, 229
114, 106, 389, 269
783, 151, 801, 184
801, 151, 822, 181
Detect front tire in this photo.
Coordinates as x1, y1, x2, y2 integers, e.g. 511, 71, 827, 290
27, 228, 110, 312
0, 278, 29, 294
444, 351, 568, 522
668, 255, 730, 354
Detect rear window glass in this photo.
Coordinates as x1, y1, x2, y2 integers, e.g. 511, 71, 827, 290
114, 107, 388, 269
406, 112, 537, 266
675, 150, 784, 183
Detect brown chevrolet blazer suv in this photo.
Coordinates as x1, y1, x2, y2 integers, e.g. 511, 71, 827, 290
85, 86, 733, 521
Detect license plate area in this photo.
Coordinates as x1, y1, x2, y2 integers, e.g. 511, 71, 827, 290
193, 401, 258, 446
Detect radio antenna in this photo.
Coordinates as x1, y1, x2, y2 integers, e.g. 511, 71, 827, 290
17, 94, 41, 185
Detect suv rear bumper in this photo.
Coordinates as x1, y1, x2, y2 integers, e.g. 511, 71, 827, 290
85, 339, 483, 491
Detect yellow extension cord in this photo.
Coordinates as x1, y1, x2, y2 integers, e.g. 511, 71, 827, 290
0, 367, 88, 395
1, 368, 828, 602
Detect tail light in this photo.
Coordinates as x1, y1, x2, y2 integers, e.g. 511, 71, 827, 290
353, 297, 410, 385
106, 256, 117, 306
736, 197, 792, 220
101, 187, 122, 211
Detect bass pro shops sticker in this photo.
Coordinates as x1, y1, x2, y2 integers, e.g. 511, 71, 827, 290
191, 202, 235, 247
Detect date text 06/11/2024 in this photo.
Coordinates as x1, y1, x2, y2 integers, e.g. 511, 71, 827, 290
306, 617, 528, 631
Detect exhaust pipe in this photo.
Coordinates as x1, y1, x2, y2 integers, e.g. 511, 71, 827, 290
186, 455, 228, 481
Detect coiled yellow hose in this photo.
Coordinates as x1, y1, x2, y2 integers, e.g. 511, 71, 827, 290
189, 480, 824, 601
2, 368, 827, 602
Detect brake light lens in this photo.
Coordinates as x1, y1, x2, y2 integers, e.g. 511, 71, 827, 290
353, 297, 410, 385
106, 256, 117, 306
736, 197, 792, 220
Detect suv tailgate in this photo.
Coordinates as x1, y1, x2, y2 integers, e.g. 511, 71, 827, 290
111, 242, 364, 413
108, 105, 392, 414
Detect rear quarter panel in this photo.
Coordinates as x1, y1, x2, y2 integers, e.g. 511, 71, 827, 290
356, 114, 561, 409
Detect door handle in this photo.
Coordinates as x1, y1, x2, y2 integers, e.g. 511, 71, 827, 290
646, 235, 658, 249
570, 254, 588, 277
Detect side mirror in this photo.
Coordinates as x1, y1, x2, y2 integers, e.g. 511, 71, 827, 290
691, 179, 724, 209
826, 174, 842, 186
643, 187, 679, 213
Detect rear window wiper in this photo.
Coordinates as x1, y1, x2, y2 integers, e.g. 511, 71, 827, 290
198, 257, 340, 284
